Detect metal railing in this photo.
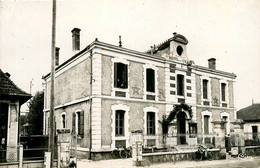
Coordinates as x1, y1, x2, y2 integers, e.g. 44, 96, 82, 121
23, 148, 48, 161
0, 146, 19, 163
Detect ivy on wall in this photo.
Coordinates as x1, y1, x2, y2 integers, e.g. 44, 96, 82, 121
160, 103, 193, 135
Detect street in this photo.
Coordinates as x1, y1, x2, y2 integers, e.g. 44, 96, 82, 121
77, 156, 260, 168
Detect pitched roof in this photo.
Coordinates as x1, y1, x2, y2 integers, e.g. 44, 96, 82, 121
0, 69, 31, 104
237, 104, 260, 121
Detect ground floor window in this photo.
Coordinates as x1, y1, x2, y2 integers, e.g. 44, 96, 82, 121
115, 110, 125, 136
147, 112, 155, 135
204, 115, 210, 135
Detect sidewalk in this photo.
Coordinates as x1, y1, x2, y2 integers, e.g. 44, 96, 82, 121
77, 156, 260, 168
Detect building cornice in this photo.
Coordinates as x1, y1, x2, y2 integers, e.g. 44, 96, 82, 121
42, 39, 236, 80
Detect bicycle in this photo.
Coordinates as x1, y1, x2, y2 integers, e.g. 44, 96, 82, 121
194, 144, 213, 161
111, 146, 132, 159
238, 152, 247, 158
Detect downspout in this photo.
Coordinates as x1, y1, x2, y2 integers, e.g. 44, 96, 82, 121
89, 49, 93, 160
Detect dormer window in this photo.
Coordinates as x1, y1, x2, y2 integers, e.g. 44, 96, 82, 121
176, 46, 183, 56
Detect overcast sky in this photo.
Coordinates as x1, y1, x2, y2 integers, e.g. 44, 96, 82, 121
0, 0, 260, 111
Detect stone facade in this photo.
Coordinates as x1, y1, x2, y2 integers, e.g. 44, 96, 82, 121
43, 33, 236, 159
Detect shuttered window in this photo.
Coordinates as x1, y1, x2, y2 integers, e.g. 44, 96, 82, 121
114, 63, 128, 89
72, 111, 84, 137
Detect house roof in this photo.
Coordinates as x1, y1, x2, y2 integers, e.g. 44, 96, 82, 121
0, 69, 31, 104
42, 36, 236, 80
237, 104, 260, 121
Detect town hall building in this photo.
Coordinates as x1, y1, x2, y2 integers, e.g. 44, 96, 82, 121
43, 28, 236, 159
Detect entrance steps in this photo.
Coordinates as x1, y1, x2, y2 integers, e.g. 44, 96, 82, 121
174, 145, 198, 152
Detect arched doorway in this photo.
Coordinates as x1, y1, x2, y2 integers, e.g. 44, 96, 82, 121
177, 111, 187, 144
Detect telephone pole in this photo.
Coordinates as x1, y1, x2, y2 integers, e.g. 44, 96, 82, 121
48, 0, 56, 167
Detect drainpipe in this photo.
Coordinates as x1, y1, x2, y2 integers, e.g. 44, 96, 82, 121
89, 50, 93, 160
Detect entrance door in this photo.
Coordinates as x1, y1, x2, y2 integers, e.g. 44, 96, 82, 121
177, 112, 186, 144
0, 103, 8, 162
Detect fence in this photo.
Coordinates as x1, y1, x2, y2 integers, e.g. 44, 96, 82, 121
244, 132, 260, 146
142, 133, 216, 150
0, 146, 19, 163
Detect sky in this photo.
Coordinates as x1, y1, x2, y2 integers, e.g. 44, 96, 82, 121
0, 0, 260, 111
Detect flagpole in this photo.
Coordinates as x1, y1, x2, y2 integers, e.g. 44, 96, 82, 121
48, 0, 56, 167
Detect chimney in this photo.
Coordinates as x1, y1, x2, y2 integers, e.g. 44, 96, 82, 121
208, 58, 216, 70
71, 28, 81, 52
55, 47, 60, 66
5, 72, 10, 78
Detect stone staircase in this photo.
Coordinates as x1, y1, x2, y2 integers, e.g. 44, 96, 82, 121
174, 145, 198, 152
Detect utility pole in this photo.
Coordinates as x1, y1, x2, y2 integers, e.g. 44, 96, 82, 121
48, 0, 56, 167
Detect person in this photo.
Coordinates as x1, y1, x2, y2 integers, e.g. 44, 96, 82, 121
69, 160, 76, 168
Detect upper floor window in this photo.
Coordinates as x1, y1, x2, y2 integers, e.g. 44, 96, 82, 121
147, 112, 155, 135
61, 113, 66, 129
177, 74, 184, 96
202, 79, 208, 99
146, 69, 155, 92
115, 110, 125, 136
114, 63, 128, 89
221, 83, 226, 101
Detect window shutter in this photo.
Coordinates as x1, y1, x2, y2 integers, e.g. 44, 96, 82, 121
79, 111, 84, 136
72, 113, 76, 134
114, 63, 117, 87
123, 64, 128, 88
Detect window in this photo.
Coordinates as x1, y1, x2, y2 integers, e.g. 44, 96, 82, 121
115, 110, 125, 136
147, 112, 155, 135
177, 74, 184, 96
204, 115, 210, 134
221, 83, 226, 101
222, 116, 227, 134
72, 111, 84, 137
176, 46, 183, 56
252, 126, 258, 141
61, 114, 66, 128
202, 79, 208, 99
146, 69, 155, 92
114, 63, 128, 89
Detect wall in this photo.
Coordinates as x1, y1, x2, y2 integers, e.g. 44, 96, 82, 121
228, 81, 234, 108
211, 78, 220, 107
129, 61, 144, 99
195, 75, 202, 105
158, 67, 165, 101
196, 107, 235, 136
55, 102, 90, 148
101, 99, 165, 148
45, 57, 91, 108
102, 56, 112, 96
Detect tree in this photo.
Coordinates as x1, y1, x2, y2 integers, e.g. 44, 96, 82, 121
27, 91, 44, 135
